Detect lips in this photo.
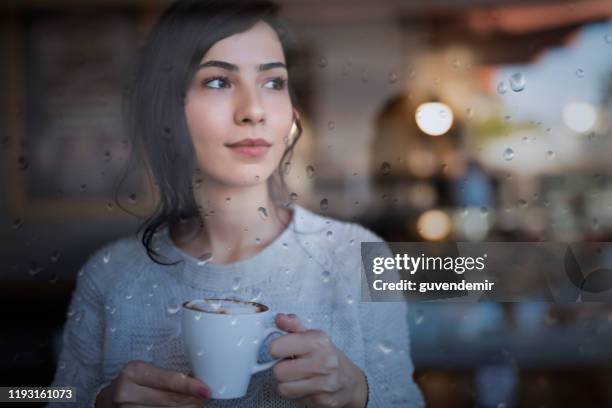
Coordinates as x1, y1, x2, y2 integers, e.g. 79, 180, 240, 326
225, 138, 271, 157
225, 138, 271, 148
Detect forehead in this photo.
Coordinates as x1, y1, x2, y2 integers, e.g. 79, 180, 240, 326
201, 20, 285, 66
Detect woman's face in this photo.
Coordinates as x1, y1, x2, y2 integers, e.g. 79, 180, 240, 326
184, 20, 293, 188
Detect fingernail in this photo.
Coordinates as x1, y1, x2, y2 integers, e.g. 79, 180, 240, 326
197, 386, 211, 399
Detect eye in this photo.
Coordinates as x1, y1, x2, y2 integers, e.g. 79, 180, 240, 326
201, 75, 231, 89
264, 77, 287, 90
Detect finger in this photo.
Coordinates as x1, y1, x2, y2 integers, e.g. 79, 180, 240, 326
123, 361, 211, 399
269, 331, 318, 359
273, 352, 338, 382
275, 313, 308, 333
118, 381, 206, 406
276, 375, 341, 400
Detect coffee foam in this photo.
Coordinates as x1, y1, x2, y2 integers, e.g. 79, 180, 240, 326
186, 299, 266, 314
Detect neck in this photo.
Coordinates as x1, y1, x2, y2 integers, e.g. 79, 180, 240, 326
171, 177, 291, 264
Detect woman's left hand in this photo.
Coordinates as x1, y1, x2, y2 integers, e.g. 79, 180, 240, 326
268, 313, 368, 408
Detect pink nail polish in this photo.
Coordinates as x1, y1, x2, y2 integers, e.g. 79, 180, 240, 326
197, 386, 211, 399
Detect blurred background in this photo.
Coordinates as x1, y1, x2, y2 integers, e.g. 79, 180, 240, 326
3, 0, 612, 406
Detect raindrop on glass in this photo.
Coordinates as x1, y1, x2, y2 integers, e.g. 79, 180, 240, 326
237, 336, 245, 347
503, 148, 515, 161
11, 218, 23, 230
377, 342, 393, 355
326, 230, 333, 240
102, 252, 111, 263
50, 250, 60, 263
328, 121, 335, 131
346, 294, 354, 305
106, 202, 114, 211
480, 206, 489, 217
576, 69, 585, 78
318, 57, 327, 68
289, 192, 298, 201
258, 206, 268, 220
415, 309, 424, 325
388, 71, 398, 83
546, 150, 555, 159
518, 199, 528, 209
28, 262, 42, 276
605, 33, 612, 44
321, 270, 331, 283
250, 288, 263, 302
496, 81, 507, 95
194, 312, 203, 321
320, 198, 329, 211
509, 73, 525, 92
282, 242, 288, 250
197, 349, 204, 357
128, 193, 137, 204
17, 155, 28, 170
232, 277, 241, 291
380, 162, 392, 176
197, 252, 213, 266
125, 293, 133, 300
306, 165, 315, 179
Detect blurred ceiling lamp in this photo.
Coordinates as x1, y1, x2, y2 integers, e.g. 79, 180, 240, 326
415, 102, 454, 136
562, 101, 597, 133
416, 209, 452, 241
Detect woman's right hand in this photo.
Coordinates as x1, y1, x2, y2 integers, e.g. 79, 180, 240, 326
95, 360, 211, 407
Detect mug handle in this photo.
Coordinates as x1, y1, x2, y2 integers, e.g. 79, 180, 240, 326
251, 327, 289, 374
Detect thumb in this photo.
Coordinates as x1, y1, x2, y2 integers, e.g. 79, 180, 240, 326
275, 313, 307, 333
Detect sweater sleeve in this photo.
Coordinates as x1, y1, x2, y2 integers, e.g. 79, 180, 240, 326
355, 225, 425, 408
46, 250, 109, 408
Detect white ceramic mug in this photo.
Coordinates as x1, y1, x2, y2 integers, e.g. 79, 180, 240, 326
181, 297, 287, 399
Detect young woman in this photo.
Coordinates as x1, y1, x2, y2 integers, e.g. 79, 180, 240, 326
48, 0, 424, 407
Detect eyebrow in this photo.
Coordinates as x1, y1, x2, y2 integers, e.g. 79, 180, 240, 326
197, 60, 286, 72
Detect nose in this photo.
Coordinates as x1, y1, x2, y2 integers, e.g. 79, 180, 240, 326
235, 86, 265, 126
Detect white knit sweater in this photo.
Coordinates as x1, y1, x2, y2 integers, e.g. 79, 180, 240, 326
47, 204, 425, 407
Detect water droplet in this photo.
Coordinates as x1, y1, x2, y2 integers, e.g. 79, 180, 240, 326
225, 197, 231, 203
102, 252, 111, 264
327, 121, 335, 131
318, 57, 327, 68
196, 252, 213, 266
28, 262, 42, 276
128, 193, 137, 204
346, 294, 354, 304
380, 162, 391, 176
321, 270, 331, 283
230, 317, 238, 326
496, 81, 507, 95
58, 360, 66, 370
546, 150, 555, 159
377, 342, 393, 355
605, 33, 612, 44
255, 237, 261, 244
480, 206, 489, 217
106, 202, 114, 211
388, 71, 398, 83
50, 250, 60, 263
257, 206, 268, 220
125, 293, 133, 300
289, 192, 298, 201
593, 218, 600, 230
349, 239, 355, 246
415, 309, 424, 325
146, 344, 153, 351
306, 165, 315, 179
194, 312, 203, 321
109, 327, 116, 333
237, 336, 244, 347
232, 277, 241, 291
509, 73, 525, 92
11, 218, 23, 230
518, 199, 528, 209
503, 148, 515, 161
218, 384, 227, 395
282, 242, 288, 250
17, 155, 29, 170
320, 198, 329, 211
283, 161, 291, 175
250, 288, 263, 302
576, 68, 585, 78
326, 230, 333, 240
197, 349, 204, 357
